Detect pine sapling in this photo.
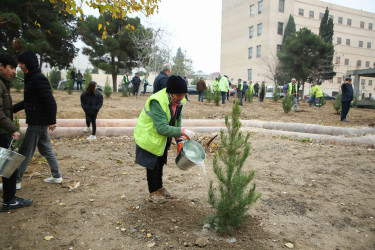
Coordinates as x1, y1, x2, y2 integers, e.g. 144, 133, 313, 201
207, 100, 260, 234
205, 86, 213, 103
122, 84, 129, 97
104, 76, 113, 98
321, 95, 326, 106
213, 91, 221, 106
282, 94, 293, 113
245, 88, 254, 103
272, 85, 280, 101
333, 93, 341, 114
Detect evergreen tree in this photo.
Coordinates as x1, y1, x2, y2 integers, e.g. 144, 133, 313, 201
282, 95, 293, 113
318, 7, 336, 81
0, 0, 78, 68
278, 28, 333, 97
171, 47, 193, 76
83, 68, 92, 90
282, 15, 296, 48
207, 100, 260, 233
213, 91, 221, 106
204, 86, 213, 103
245, 88, 254, 103
103, 76, 113, 98
333, 93, 341, 114
78, 14, 147, 91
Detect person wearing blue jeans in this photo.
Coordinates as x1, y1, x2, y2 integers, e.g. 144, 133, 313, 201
196, 77, 206, 102
13, 51, 62, 187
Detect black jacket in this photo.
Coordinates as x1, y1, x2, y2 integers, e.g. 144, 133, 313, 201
341, 83, 354, 101
13, 68, 57, 125
80, 90, 103, 115
132, 76, 141, 87
153, 71, 168, 93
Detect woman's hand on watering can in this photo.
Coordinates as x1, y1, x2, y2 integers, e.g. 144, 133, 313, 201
184, 129, 195, 140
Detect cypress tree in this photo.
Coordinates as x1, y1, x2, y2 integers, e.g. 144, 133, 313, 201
318, 7, 336, 81
282, 15, 296, 47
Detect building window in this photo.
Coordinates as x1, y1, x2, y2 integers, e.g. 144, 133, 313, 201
368, 42, 372, 49
347, 18, 352, 26
337, 77, 342, 84
338, 16, 343, 24
369, 80, 373, 86
335, 57, 340, 64
369, 23, 373, 30
309, 10, 314, 18
361, 79, 365, 85
250, 4, 255, 17
299, 8, 304, 16
360, 21, 365, 28
277, 22, 283, 35
248, 47, 253, 59
278, 0, 285, 12
258, 1, 263, 14
319, 13, 324, 19
256, 45, 261, 58
248, 69, 252, 81
357, 60, 362, 67
346, 39, 350, 46
277, 44, 282, 52
359, 41, 363, 47
249, 26, 254, 38
345, 58, 349, 65
337, 37, 342, 44
257, 23, 262, 36
366, 61, 370, 67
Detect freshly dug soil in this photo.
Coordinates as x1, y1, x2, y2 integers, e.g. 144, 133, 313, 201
0, 90, 374, 249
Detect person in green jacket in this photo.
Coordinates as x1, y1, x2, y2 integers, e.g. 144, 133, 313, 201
287, 78, 299, 112
313, 82, 323, 107
307, 83, 316, 107
218, 75, 230, 104
134, 76, 195, 204
236, 78, 243, 105
212, 78, 219, 92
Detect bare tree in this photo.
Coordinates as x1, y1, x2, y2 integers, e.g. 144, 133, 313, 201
261, 53, 286, 87
130, 25, 171, 99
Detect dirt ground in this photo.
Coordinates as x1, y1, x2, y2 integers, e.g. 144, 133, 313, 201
0, 90, 374, 249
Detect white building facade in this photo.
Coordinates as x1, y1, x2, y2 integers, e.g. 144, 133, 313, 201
221, 0, 375, 98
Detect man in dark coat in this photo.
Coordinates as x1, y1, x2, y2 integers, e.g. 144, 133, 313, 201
254, 82, 259, 97
131, 73, 141, 96
153, 63, 171, 93
0, 53, 33, 212
13, 51, 62, 187
196, 77, 206, 102
341, 77, 354, 122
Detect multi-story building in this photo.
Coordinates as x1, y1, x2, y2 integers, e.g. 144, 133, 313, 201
221, 0, 375, 98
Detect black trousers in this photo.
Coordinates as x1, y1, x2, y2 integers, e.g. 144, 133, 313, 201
85, 112, 98, 135
146, 157, 164, 193
341, 101, 351, 120
0, 134, 17, 203
259, 92, 265, 101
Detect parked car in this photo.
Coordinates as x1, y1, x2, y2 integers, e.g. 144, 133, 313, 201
57, 79, 103, 91
303, 93, 335, 100
187, 85, 199, 95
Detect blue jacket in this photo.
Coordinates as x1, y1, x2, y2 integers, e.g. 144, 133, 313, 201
242, 82, 249, 93
341, 83, 353, 101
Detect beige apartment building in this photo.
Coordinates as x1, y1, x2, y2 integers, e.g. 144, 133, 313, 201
221, 0, 375, 98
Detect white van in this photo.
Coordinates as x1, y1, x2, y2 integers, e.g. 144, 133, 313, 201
265, 86, 284, 98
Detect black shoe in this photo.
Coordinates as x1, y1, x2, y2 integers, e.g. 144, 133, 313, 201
341, 119, 349, 122
1, 197, 33, 212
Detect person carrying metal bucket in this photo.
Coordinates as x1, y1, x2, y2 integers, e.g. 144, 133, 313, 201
134, 75, 195, 204
0, 53, 33, 212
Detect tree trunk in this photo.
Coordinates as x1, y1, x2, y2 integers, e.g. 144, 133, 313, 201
111, 57, 117, 92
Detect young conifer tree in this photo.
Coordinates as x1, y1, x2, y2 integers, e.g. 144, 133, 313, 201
282, 94, 293, 113
104, 76, 113, 98
207, 100, 260, 233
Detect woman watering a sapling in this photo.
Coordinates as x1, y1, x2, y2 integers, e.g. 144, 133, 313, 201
134, 75, 195, 203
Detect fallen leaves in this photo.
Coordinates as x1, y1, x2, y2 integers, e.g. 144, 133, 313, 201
44, 236, 54, 241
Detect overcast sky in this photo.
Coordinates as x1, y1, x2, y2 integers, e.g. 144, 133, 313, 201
72, 0, 375, 74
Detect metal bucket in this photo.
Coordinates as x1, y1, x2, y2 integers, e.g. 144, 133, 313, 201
175, 140, 205, 171
0, 140, 25, 178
